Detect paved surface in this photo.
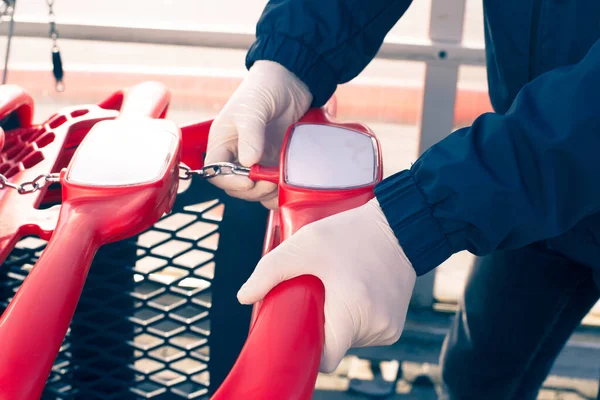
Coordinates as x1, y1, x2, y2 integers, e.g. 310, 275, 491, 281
313, 357, 599, 399
311, 309, 600, 399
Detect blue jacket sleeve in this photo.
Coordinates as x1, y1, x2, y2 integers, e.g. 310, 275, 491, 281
246, 0, 413, 107
375, 39, 600, 276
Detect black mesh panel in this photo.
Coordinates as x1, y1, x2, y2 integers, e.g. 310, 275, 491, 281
0, 178, 268, 399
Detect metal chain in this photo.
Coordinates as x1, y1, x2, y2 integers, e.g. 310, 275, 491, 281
47, 0, 64, 92
179, 162, 250, 180
0, 172, 60, 194
1, 162, 249, 194
47, 0, 58, 45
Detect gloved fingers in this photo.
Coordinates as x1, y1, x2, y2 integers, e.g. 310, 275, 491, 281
205, 114, 237, 164
233, 106, 269, 167
225, 180, 278, 203
236, 259, 284, 305
319, 301, 353, 374
205, 133, 278, 202
260, 194, 279, 210
205, 115, 264, 193
237, 241, 313, 304
204, 145, 257, 192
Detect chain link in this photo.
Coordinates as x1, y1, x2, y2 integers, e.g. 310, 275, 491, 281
0, 173, 60, 194
47, 0, 58, 44
47, 0, 64, 92
179, 162, 251, 180
1, 162, 250, 193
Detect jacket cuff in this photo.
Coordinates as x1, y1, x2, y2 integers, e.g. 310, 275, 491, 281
374, 170, 454, 276
246, 33, 337, 107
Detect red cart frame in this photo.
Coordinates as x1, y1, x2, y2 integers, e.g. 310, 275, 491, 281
0, 82, 382, 400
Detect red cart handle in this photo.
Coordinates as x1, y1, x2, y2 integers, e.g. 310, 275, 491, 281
0, 84, 176, 400
119, 81, 171, 118
97, 80, 171, 119
212, 100, 379, 399
44, 81, 172, 204
212, 275, 325, 399
0, 205, 99, 400
0, 85, 34, 128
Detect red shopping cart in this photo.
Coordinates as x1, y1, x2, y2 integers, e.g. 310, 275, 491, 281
0, 82, 382, 400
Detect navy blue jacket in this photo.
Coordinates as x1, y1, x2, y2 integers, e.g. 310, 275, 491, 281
246, 0, 600, 276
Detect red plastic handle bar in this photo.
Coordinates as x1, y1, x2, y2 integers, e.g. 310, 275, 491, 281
0, 84, 178, 398
0, 85, 34, 128
97, 81, 171, 119
0, 205, 98, 400
0, 87, 51, 264
212, 101, 379, 399
0, 121, 180, 399
119, 81, 171, 119
212, 275, 325, 400
43, 81, 172, 205
180, 119, 211, 170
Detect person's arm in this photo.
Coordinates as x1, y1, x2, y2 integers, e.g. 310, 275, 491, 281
246, 0, 414, 107
376, 39, 600, 276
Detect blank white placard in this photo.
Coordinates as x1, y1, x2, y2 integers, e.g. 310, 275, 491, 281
67, 118, 179, 187
284, 124, 377, 189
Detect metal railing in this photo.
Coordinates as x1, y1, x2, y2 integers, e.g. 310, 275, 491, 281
0, 17, 485, 65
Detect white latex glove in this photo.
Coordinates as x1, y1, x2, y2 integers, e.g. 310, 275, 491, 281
237, 198, 417, 373
205, 60, 313, 209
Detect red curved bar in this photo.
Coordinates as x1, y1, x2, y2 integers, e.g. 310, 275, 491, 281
0, 205, 99, 400
249, 164, 279, 183
0, 90, 374, 397
0, 82, 178, 399
0, 82, 172, 264
212, 104, 381, 399
49, 81, 172, 197
180, 119, 212, 170
0, 151, 180, 400
97, 81, 170, 119
0, 87, 60, 264
0, 85, 34, 128
118, 81, 171, 119
212, 275, 325, 400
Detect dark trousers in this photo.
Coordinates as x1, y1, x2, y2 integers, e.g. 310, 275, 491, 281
439, 243, 600, 400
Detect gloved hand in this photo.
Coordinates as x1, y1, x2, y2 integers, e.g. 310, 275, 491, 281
237, 198, 416, 373
205, 60, 313, 209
